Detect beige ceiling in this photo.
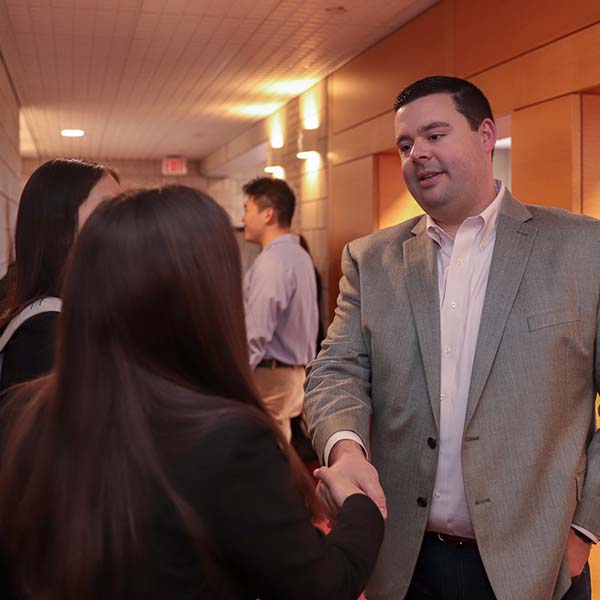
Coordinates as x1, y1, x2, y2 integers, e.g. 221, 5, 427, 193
0, 0, 437, 160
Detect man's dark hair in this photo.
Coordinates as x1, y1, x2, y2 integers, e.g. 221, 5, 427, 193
394, 76, 494, 131
242, 177, 295, 228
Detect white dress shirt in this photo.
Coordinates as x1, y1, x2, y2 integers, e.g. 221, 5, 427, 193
424, 183, 503, 536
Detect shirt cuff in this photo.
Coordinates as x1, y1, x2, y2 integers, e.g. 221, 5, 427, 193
572, 524, 599, 544
323, 430, 367, 466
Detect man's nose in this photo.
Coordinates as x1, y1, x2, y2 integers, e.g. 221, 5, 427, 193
410, 140, 431, 162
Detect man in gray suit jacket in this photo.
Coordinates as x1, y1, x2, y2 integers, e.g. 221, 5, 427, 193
304, 76, 600, 600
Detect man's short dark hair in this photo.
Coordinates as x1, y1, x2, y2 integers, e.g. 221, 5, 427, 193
394, 76, 494, 131
243, 177, 295, 228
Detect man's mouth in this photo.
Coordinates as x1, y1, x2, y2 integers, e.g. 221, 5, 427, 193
418, 171, 442, 181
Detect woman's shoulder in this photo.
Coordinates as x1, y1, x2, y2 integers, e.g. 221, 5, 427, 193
1, 311, 59, 356
166, 399, 284, 503
195, 400, 277, 456
164, 395, 279, 467
8, 311, 58, 338
0, 311, 59, 391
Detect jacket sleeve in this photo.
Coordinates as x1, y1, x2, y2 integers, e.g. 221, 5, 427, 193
303, 243, 374, 462
189, 414, 384, 600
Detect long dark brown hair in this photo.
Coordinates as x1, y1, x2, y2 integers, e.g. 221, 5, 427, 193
1, 158, 116, 325
0, 185, 320, 599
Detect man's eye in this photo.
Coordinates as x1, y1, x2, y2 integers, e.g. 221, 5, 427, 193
399, 143, 412, 155
429, 133, 443, 141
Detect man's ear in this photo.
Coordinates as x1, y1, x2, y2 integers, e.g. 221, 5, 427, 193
479, 117, 497, 154
263, 206, 276, 226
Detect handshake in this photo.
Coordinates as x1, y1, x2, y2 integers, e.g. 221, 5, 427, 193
312, 439, 388, 520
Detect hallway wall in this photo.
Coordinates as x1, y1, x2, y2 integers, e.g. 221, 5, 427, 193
0, 55, 20, 274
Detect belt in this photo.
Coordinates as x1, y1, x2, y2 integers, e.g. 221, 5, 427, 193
425, 532, 477, 546
257, 359, 302, 369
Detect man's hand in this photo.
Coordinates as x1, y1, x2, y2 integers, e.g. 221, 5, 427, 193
315, 439, 387, 520
567, 528, 591, 577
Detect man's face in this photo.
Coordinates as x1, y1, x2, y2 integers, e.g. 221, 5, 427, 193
394, 93, 495, 224
242, 196, 268, 245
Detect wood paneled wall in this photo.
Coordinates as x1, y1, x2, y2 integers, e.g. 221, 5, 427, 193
328, 156, 376, 313
471, 21, 600, 118
511, 95, 581, 212
582, 94, 600, 218
326, 0, 600, 319
329, 1, 454, 136
455, 0, 600, 78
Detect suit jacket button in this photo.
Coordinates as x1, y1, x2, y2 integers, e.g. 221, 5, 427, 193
427, 437, 437, 449
417, 497, 428, 507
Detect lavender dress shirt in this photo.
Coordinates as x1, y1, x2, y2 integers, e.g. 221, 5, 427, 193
244, 234, 318, 370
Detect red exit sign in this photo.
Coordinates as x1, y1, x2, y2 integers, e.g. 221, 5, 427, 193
161, 156, 188, 175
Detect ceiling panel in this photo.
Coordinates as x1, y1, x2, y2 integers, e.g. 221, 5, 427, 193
0, 0, 439, 159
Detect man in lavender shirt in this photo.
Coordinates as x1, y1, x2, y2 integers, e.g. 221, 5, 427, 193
242, 177, 318, 442
304, 76, 599, 599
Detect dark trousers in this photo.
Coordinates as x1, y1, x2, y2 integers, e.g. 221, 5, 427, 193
405, 533, 591, 600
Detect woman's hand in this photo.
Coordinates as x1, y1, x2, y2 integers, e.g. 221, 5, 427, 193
312, 465, 366, 511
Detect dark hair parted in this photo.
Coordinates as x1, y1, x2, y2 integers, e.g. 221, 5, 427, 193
394, 76, 494, 131
0, 185, 320, 599
1, 158, 117, 324
242, 176, 295, 228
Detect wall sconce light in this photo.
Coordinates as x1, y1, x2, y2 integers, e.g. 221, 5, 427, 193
264, 146, 285, 179
270, 115, 284, 148
296, 128, 320, 159
300, 86, 320, 130
264, 166, 285, 179
296, 129, 321, 173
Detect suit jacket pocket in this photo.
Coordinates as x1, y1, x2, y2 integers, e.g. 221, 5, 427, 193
527, 308, 580, 332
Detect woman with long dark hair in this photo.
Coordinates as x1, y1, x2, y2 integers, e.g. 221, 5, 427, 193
0, 158, 120, 392
0, 185, 383, 600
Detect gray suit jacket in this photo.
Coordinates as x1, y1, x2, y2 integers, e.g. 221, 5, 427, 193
304, 190, 600, 600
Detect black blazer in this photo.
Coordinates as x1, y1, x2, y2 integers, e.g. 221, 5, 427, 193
0, 312, 58, 393
3, 408, 383, 600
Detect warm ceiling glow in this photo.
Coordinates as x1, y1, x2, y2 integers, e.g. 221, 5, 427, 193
267, 79, 317, 96
60, 129, 85, 137
270, 114, 284, 148
234, 103, 281, 117
264, 166, 285, 179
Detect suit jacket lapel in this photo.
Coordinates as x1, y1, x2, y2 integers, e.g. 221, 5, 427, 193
464, 191, 536, 429
403, 217, 442, 430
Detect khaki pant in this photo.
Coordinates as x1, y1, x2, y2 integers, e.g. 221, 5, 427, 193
253, 365, 305, 441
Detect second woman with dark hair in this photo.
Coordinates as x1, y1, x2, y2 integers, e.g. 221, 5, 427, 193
0, 158, 120, 393
0, 185, 383, 600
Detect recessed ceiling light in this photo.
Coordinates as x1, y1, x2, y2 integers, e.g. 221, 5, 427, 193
60, 129, 85, 137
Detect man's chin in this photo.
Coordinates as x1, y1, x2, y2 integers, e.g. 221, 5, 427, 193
409, 188, 448, 211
